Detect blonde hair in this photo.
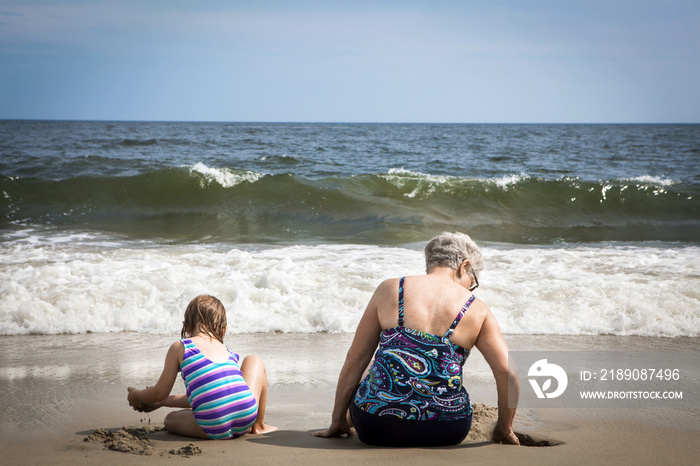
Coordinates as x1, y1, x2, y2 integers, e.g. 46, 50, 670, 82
181, 295, 227, 343
424, 232, 484, 274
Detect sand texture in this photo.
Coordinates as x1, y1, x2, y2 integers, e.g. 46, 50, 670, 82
1, 333, 698, 465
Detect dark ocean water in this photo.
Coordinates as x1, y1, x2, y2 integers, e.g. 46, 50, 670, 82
1, 121, 699, 336
1, 121, 698, 244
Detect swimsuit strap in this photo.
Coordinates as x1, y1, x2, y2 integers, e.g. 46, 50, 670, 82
444, 294, 476, 339
398, 276, 406, 327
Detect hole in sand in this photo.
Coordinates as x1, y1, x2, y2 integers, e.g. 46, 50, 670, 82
515, 432, 563, 447
469, 404, 562, 447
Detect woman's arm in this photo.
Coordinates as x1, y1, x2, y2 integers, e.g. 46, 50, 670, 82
313, 283, 385, 438
127, 340, 184, 410
475, 309, 520, 445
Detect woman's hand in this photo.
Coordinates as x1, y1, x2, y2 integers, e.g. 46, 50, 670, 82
312, 420, 353, 439
492, 426, 520, 445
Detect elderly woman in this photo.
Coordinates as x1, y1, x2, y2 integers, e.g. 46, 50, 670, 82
314, 232, 519, 447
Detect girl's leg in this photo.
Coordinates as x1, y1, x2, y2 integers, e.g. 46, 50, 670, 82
240, 355, 278, 434
164, 409, 210, 439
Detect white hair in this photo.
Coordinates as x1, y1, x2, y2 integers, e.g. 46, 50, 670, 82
424, 232, 484, 274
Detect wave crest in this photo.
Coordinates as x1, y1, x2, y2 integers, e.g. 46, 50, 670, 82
1, 169, 697, 244
188, 163, 264, 188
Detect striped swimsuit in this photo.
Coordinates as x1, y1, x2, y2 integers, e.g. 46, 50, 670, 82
180, 339, 258, 439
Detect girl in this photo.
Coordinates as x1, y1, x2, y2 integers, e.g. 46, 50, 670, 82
127, 295, 277, 439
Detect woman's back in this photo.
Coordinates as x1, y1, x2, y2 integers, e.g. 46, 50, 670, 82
354, 275, 475, 422
375, 274, 486, 350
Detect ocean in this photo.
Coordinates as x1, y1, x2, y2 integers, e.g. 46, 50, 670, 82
1, 121, 699, 337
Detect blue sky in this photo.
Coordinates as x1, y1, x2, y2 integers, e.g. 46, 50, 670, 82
1, 0, 698, 123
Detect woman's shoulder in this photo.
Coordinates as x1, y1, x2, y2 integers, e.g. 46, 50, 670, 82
378, 276, 402, 287
374, 277, 402, 296
461, 296, 492, 330
376, 274, 429, 285
464, 294, 489, 319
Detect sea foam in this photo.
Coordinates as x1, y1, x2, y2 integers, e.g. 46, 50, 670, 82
188, 162, 264, 188
1, 231, 698, 337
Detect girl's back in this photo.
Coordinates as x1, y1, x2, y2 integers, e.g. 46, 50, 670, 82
180, 337, 258, 439
188, 334, 230, 362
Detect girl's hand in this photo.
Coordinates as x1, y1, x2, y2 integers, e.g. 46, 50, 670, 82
139, 399, 167, 412
127, 386, 156, 412
127, 386, 141, 408
136, 401, 157, 413
127, 387, 163, 412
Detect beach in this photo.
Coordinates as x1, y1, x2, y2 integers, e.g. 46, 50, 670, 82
2, 332, 698, 465
2, 121, 699, 464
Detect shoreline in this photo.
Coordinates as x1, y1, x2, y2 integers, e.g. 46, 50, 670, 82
1, 333, 699, 464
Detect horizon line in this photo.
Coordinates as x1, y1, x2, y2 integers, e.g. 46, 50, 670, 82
2, 118, 699, 125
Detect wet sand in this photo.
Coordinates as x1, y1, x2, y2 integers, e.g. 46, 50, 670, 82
1, 333, 698, 465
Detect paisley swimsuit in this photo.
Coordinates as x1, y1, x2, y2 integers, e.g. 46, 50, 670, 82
351, 277, 474, 446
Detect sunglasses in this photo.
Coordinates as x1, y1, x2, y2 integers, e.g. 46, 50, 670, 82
468, 264, 479, 292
